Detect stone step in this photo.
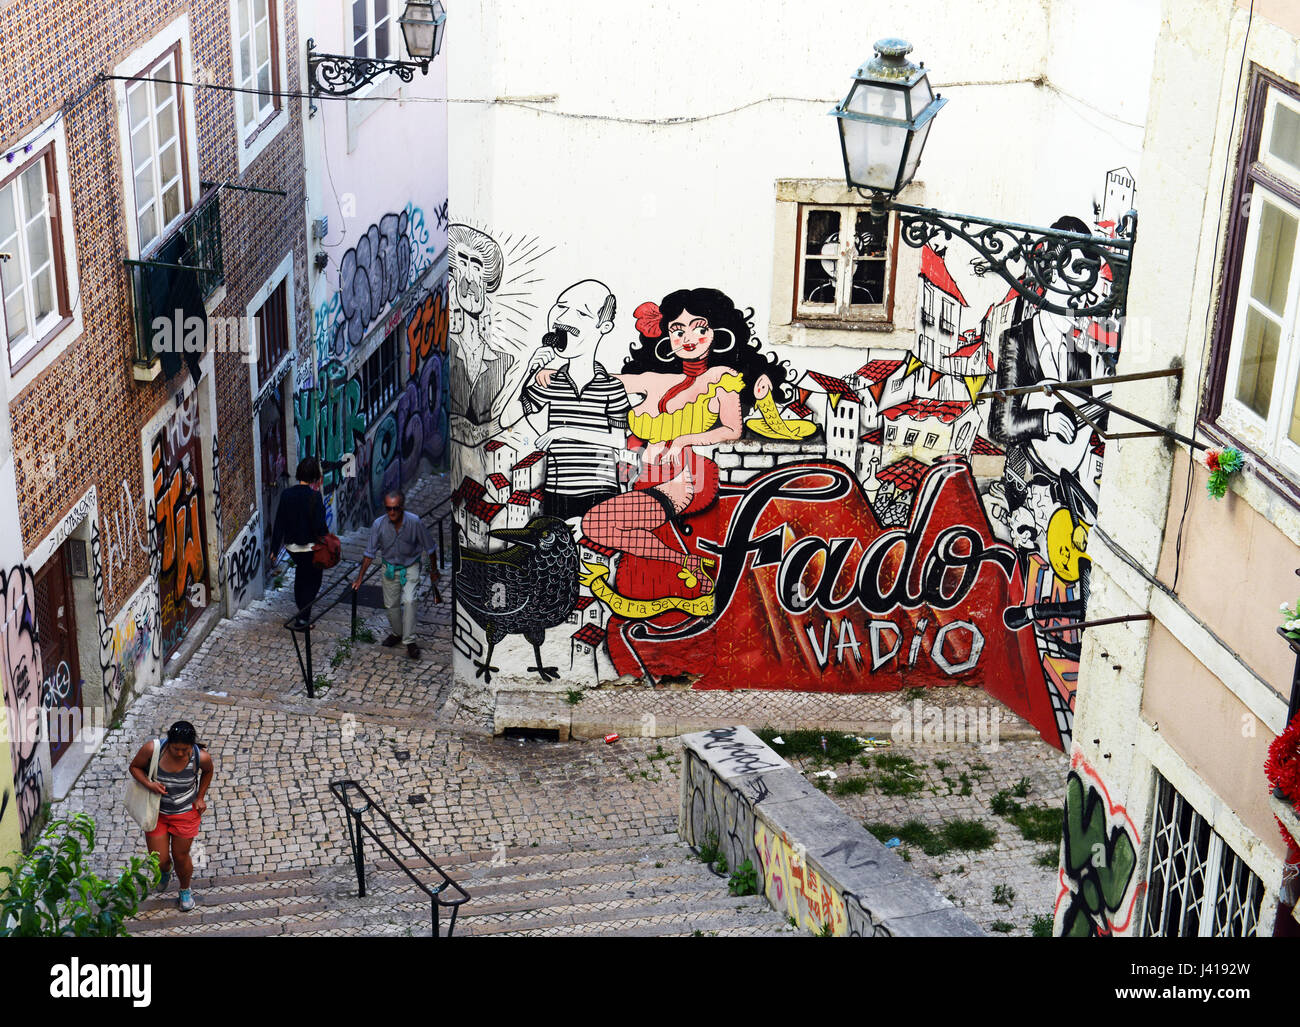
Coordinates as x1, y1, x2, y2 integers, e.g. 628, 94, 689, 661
124, 832, 789, 938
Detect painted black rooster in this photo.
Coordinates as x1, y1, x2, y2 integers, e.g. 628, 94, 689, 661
455, 516, 580, 683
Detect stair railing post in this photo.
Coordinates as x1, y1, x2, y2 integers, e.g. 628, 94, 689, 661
431, 897, 439, 939
352, 809, 367, 898
305, 621, 314, 698
351, 578, 359, 641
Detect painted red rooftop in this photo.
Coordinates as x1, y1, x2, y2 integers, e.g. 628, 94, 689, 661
464, 498, 504, 525
804, 370, 863, 404
484, 440, 506, 452
881, 398, 972, 424
852, 358, 904, 383
876, 457, 927, 492
512, 450, 546, 471
947, 340, 984, 360
786, 400, 814, 419
572, 624, 607, 646
861, 427, 883, 445
970, 435, 1004, 456
488, 473, 510, 490
920, 246, 969, 306
452, 477, 487, 506
507, 490, 537, 506
573, 596, 596, 611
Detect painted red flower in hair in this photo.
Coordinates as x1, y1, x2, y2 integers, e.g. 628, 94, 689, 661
634, 301, 663, 337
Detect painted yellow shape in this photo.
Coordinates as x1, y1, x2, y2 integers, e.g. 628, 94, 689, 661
755, 820, 848, 935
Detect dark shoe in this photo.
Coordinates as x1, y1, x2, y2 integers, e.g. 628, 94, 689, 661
407, 643, 421, 660
382, 634, 402, 647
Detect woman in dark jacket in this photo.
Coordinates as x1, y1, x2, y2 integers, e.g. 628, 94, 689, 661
270, 457, 329, 626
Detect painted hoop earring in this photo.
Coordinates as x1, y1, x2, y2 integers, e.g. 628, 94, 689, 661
655, 337, 676, 363
711, 327, 735, 353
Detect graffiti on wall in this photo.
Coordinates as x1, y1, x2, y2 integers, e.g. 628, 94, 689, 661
1055, 751, 1142, 937
225, 512, 263, 612
298, 278, 449, 534
1, 565, 45, 845
314, 205, 443, 360
153, 391, 209, 658
452, 171, 1135, 750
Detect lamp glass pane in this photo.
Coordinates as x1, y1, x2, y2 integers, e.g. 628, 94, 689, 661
845, 80, 907, 121
906, 78, 933, 120
840, 117, 907, 192
900, 119, 932, 187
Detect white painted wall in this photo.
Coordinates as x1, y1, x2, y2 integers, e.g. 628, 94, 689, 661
300, 2, 450, 369
446, 0, 1159, 697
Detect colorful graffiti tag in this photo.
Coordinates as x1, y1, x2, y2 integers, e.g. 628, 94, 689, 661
152, 391, 209, 658
298, 280, 449, 535
452, 171, 1136, 751
1055, 750, 1142, 936
0, 564, 45, 846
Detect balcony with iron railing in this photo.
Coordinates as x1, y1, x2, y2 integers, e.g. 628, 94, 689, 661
125, 184, 224, 380
919, 307, 935, 328
939, 315, 956, 335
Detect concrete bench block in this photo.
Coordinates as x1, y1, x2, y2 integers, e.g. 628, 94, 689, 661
679, 726, 983, 938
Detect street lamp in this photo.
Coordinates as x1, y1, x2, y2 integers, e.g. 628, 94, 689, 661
307, 0, 447, 100
831, 39, 1136, 318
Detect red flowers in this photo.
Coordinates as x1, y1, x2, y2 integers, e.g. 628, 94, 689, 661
1266, 715, 1300, 804
1207, 451, 1221, 471
634, 301, 663, 338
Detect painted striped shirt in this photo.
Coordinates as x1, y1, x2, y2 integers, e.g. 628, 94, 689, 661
521, 361, 631, 496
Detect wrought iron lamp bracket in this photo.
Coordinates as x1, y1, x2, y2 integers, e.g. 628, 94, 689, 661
859, 188, 1137, 319
306, 37, 429, 108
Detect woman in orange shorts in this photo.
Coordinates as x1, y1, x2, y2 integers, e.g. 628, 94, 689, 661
129, 721, 214, 911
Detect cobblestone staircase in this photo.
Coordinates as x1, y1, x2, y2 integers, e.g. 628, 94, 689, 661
125, 834, 795, 937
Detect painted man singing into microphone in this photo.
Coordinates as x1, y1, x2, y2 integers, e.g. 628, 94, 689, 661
505, 279, 632, 521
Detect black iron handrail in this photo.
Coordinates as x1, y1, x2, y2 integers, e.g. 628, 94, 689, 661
328, 778, 470, 937
281, 496, 453, 697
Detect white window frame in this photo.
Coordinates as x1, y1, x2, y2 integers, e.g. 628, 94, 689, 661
0, 121, 83, 392
1, 149, 63, 361
794, 203, 895, 324
1142, 773, 1265, 937
350, 0, 397, 61
112, 16, 201, 261
1219, 164, 1300, 480
230, 0, 288, 171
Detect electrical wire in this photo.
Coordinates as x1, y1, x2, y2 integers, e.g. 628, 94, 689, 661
1170, 0, 1253, 592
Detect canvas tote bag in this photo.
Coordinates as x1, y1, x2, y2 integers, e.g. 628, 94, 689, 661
123, 738, 163, 832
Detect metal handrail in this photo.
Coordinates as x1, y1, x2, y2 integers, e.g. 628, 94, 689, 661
280, 496, 453, 697
328, 778, 470, 938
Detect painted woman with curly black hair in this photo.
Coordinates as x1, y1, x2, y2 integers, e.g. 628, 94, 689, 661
579, 287, 793, 592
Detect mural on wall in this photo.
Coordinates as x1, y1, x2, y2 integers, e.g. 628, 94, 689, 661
1055, 750, 1142, 937
452, 170, 1135, 750
152, 391, 209, 659
0, 564, 45, 846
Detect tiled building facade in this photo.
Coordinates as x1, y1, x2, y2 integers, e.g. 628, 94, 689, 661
0, 0, 309, 851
